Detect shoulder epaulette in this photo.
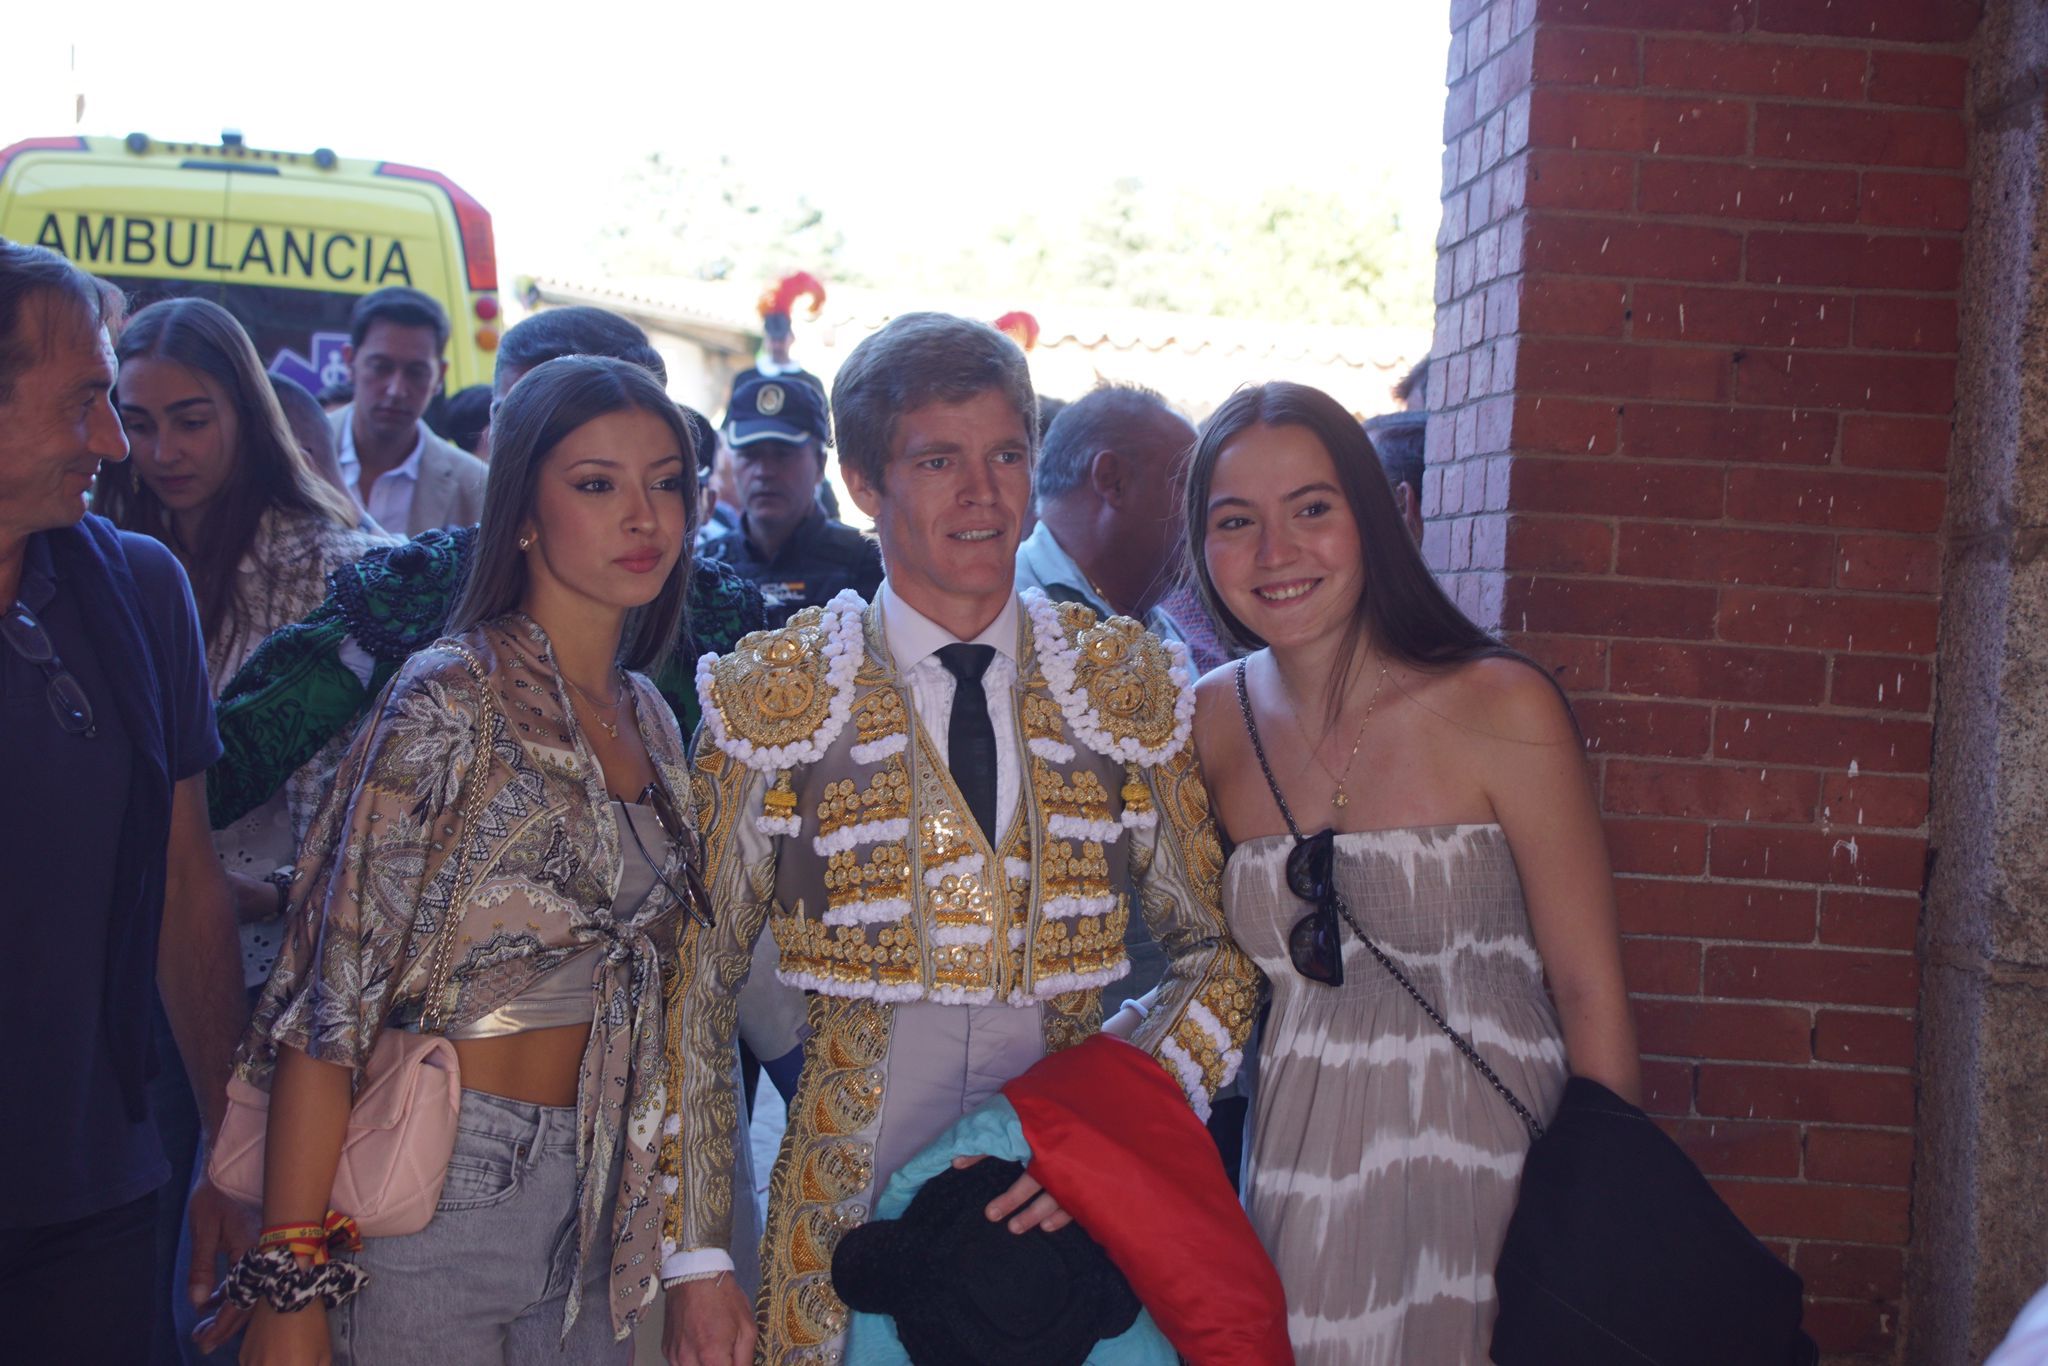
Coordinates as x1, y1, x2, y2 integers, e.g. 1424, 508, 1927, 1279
694, 589, 866, 773
1021, 588, 1194, 768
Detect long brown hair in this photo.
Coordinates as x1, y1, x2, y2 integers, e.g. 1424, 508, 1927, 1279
448, 356, 695, 670
96, 298, 358, 649
1184, 381, 1563, 723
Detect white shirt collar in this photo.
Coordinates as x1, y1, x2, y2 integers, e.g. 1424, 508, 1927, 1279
879, 580, 1020, 673
337, 412, 427, 484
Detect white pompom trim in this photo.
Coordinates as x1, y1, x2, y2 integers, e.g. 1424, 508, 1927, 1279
774, 970, 926, 1004
849, 733, 908, 765
819, 896, 912, 928
1042, 893, 1119, 921
1159, 1038, 1212, 1121
1021, 588, 1195, 769
929, 984, 1000, 1006
923, 852, 986, 888
1028, 736, 1077, 763
930, 924, 994, 946
1004, 858, 1034, 882
1187, 998, 1234, 1054
812, 817, 911, 858
696, 590, 866, 773
1048, 813, 1125, 844
755, 814, 802, 837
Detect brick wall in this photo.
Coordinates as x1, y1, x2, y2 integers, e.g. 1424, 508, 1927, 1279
1427, 1, 1973, 1358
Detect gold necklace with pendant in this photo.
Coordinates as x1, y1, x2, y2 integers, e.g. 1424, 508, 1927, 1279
1280, 659, 1390, 810
564, 670, 624, 741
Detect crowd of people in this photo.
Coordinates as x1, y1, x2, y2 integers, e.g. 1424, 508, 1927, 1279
1, 235, 1640, 1366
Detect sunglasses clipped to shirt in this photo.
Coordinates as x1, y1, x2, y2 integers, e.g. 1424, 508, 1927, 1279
1285, 828, 1345, 986
624, 779, 716, 930
1, 602, 96, 738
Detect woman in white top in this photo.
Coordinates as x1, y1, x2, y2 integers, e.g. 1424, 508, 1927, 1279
1184, 381, 1639, 1363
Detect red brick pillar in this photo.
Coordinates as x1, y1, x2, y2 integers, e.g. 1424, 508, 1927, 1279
1428, 2, 1973, 1358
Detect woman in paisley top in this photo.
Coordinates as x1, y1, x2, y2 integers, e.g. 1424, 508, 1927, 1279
1184, 383, 1640, 1363
229, 356, 707, 1364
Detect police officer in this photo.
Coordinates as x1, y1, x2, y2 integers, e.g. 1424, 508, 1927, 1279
702, 371, 883, 623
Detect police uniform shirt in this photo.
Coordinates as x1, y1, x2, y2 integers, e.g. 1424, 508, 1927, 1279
701, 505, 884, 625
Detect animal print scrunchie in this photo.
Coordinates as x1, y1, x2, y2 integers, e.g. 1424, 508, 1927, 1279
221, 1246, 369, 1312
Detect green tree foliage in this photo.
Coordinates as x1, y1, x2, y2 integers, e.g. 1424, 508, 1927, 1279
593, 150, 852, 286
592, 154, 1433, 331
972, 176, 1434, 328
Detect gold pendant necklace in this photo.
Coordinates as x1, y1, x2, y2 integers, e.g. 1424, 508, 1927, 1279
1280, 659, 1390, 810
564, 670, 624, 741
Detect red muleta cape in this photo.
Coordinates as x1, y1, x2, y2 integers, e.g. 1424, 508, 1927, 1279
1003, 1035, 1294, 1365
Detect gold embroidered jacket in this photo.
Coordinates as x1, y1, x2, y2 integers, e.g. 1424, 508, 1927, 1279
658, 588, 1259, 1264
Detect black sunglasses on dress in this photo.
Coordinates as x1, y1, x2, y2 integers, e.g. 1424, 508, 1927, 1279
632, 780, 716, 930
1, 602, 96, 738
1285, 828, 1344, 987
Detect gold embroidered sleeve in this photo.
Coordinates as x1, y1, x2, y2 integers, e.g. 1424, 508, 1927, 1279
659, 734, 777, 1262
1126, 742, 1264, 1118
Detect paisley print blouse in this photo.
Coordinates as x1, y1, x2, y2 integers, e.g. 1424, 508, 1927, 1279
237, 613, 695, 1339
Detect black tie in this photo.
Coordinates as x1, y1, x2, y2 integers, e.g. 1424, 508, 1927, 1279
937, 643, 998, 844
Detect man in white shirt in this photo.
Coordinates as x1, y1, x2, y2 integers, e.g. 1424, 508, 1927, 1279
329, 287, 486, 536
1015, 382, 1197, 663
661, 313, 1257, 1365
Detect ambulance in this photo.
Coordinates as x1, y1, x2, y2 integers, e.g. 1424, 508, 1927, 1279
0, 132, 501, 391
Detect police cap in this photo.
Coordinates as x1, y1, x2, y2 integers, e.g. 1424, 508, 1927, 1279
728, 371, 831, 447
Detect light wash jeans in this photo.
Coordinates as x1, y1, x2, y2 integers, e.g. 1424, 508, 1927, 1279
331, 1089, 628, 1365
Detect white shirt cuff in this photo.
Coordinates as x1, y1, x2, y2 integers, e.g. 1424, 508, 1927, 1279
338, 638, 377, 688
661, 1247, 736, 1285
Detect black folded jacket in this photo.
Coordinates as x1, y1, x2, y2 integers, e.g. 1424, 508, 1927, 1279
1491, 1076, 1821, 1366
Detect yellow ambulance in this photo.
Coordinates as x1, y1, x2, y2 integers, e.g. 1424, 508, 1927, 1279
0, 132, 502, 391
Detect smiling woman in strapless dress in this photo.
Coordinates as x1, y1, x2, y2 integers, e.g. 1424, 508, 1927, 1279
1179, 383, 1642, 1366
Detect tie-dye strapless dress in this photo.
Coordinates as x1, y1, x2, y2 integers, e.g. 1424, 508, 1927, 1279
1224, 824, 1569, 1366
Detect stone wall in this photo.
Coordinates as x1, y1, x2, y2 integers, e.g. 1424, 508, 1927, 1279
1428, 1, 1975, 1358
1909, 0, 2048, 1359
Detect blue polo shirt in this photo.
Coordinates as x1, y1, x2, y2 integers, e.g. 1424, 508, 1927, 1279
0, 527, 219, 1227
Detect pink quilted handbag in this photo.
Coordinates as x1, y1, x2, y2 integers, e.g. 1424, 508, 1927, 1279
208, 645, 496, 1237
207, 1029, 462, 1236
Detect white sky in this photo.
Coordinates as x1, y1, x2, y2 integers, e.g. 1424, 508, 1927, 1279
5, 0, 1453, 296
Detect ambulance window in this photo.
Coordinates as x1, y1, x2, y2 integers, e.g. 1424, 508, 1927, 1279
105, 277, 359, 394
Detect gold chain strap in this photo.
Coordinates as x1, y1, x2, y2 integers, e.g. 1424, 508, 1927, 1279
417, 644, 499, 1035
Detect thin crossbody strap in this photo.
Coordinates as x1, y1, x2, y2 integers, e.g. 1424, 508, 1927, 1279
1234, 659, 1546, 1142
415, 643, 500, 1035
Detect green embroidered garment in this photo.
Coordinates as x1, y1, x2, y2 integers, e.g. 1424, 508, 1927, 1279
208, 525, 768, 829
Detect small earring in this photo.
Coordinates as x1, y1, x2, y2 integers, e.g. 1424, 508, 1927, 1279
518, 535, 532, 551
